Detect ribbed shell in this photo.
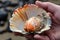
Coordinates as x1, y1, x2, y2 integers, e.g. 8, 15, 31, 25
10, 4, 51, 34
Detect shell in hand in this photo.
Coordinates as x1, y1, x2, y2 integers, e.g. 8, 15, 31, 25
10, 4, 51, 34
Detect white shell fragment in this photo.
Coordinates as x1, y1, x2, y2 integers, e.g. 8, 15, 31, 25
10, 4, 51, 34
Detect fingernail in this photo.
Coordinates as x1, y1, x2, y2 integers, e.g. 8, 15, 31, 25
36, 1, 42, 4
34, 35, 41, 39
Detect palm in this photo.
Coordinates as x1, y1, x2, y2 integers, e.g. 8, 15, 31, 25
33, 13, 60, 40
43, 12, 60, 40
34, 1, 60, 40
14, 1, 60, 40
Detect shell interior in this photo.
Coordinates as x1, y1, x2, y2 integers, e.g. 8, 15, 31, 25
10, 4, 51, 34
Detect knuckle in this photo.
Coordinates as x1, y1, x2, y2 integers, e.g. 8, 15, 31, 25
46, 2, 51, 4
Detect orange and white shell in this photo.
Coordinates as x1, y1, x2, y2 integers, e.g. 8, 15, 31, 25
10, 4, 51, 34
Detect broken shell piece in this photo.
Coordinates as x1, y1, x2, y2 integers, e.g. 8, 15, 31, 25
10, 4, 51, 34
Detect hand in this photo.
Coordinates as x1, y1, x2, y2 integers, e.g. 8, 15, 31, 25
33, 1, 60, 40
14, 1, 60, 40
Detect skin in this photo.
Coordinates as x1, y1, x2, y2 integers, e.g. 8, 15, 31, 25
33, 1, 60, 40
14, 1, 60, 40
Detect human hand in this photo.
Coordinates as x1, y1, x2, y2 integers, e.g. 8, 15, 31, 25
14, 1, 60, 40
33, 1, 60, 40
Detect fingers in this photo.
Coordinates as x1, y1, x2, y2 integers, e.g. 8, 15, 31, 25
35, 1, 59, 13
34, 34, 50, 40
48, 12, 60, 25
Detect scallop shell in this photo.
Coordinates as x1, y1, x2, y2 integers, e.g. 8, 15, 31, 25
10, 4, 51, 34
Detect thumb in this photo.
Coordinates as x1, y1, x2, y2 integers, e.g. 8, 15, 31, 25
34, 34, 50, 40
35, 1, 59, 13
